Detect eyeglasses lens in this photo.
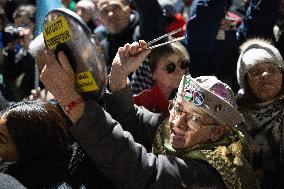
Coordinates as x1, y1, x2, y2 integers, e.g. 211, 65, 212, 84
166, 63, 176, 74
166, 60, 189, 74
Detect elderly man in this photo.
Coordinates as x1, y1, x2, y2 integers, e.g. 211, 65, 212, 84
37, 41, 259, 189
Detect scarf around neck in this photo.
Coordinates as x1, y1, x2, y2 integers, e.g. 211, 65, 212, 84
152, 118, 259, 189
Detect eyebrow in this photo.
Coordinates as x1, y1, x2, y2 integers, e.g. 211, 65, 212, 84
176, 102, 201, 115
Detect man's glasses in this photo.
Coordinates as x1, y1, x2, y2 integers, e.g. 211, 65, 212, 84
165, 60, 189, 74
247, 66, 282, 79
168, 100, 218, 132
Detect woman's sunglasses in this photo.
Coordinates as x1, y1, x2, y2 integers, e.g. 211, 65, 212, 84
165, 60, 189, 74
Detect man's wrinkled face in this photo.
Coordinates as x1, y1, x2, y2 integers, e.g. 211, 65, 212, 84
168, 95, 219, 149
96, 0, 131, 34
0, 117, 19, 161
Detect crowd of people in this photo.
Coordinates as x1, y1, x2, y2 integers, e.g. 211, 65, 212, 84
0, 0, 284, 188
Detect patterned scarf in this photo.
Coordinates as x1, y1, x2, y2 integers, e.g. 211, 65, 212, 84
152, 119, 259, 189
240, 99, 284, 166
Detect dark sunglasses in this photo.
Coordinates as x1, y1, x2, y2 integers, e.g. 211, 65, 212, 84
165, 60, 189, 74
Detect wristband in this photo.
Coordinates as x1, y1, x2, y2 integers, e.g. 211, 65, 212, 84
64, 97, 84, 114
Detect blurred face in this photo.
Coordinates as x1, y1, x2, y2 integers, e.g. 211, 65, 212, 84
76, 6, 92, 22
247, 62, 283, 102
0, 0, 7, 8
168, 96, 220, 149
0, 117, 19, 161
61, 0, 71, 7
96, 0, 131, 33
153, 53, 187, 91
14, 16, 35, 33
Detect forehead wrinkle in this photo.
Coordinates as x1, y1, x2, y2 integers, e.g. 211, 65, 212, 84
250, 61, 280, 70
98, 0, 125, 8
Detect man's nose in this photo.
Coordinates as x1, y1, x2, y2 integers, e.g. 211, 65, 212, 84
261, 71, 269, 77
172, 113, 188, 131
108, 11, 114, 16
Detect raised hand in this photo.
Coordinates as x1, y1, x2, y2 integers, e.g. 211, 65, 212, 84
109, 40, 151, 92
36, 50, 84, 123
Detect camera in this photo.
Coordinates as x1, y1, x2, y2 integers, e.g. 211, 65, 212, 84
4, 25, 25, 42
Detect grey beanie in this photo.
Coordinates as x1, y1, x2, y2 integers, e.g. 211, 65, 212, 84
177, 75, 244, 126
237, 38, 284, 90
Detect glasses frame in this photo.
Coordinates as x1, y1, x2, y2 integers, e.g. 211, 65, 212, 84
247, 66, 282, 79
168, 100, 218, 132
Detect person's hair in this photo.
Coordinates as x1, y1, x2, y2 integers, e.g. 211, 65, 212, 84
13, 5, 36, 23
147, 41, 190, 74
4, 100, 70, 188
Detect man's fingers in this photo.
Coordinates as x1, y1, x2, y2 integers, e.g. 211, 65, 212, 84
35, 50, 49, 72
123, 43, 131, 59
58, 51, 74, 76
138, 40, 148, 50
117, 47, 126, 63
129, 42, 139, 55
45, 50, 56, 65
129, 49, 151, 64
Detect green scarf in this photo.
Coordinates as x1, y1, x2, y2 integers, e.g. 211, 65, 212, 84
152, 118, 259, 189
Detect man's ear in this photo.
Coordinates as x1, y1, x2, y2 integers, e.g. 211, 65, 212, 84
209, 125, 228, 142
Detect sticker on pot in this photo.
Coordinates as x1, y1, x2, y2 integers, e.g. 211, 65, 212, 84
43, 16, 72, 49
76, 71, 99, 92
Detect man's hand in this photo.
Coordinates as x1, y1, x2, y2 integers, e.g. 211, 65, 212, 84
108, 40, 151, 92
36, 50, 84, 123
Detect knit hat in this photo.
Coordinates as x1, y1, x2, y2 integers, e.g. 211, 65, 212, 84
237, 38, 284, 90
0, 173, 26, 189
177, 75, 244, 126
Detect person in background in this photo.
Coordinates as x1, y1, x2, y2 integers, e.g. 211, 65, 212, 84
158, 0, 186, 37
186, 0, 241, 93
0, 8, 6, 94
236, 38, 284, 188
237, 0, 280, 41
76, 0, 98, 32
2, 5, 36, 101
129, 0, 188, 94
0, 97, 117, 188
237, 0, 284, 58
94, 0, 167, 72
275, 0, 284, 57
0, 0, 19, 23
133, 42, 189, 116
61, 0, 77, 11
0, 100, 70, 188
37, 40, 259, 189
